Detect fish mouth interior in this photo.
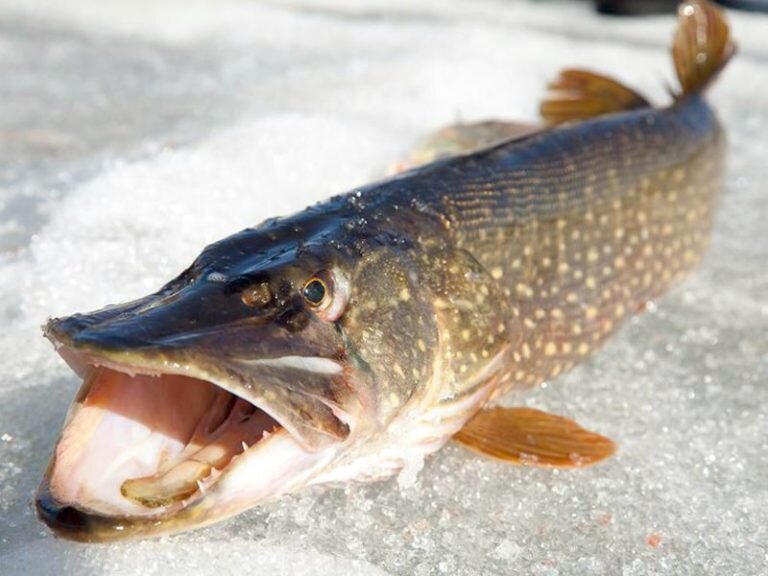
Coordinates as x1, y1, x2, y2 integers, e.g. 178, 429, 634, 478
48, 363, 286, 518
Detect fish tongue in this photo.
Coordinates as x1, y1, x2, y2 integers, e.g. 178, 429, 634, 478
120, 400, 261, 508
121, 460, 212, 508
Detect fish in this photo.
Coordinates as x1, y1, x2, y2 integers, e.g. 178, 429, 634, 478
35, 0, 734, 541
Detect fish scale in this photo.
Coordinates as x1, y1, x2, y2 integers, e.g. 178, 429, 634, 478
363, 94, 724, 399
421, 97, 725, 392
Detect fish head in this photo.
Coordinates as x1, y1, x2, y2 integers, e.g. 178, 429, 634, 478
36, 217, 455, 541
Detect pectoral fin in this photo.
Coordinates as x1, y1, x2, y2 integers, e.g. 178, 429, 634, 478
454, 407, 616, 467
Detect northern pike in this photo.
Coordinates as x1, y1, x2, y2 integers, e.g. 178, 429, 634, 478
36, 0, 733, 541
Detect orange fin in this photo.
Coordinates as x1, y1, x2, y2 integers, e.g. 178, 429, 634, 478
672, 0, 735, 97
454, 407, 616, 468
540, 69, 650, 125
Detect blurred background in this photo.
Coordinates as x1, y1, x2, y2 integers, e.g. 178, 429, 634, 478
1, 1, 766, 575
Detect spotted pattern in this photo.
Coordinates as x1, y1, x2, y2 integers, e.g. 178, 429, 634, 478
426, 95, 725, 395
418, 245, 512, 399
342, 247, 440, 414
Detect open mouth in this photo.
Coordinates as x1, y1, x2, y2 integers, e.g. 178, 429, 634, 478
48, 362, 289, 518
38, 311, 358, 540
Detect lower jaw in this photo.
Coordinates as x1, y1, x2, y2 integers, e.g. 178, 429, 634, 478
37, 427, 337, 542
39, 364, 343, 537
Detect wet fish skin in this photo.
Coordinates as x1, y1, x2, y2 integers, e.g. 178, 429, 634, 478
431, 96, 725, 395
316, 92, 724, 430
36, 0, 733, 540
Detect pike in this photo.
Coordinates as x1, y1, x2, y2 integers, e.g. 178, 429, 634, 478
36, 0, 734, 541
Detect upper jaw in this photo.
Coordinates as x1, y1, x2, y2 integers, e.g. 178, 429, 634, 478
43, 310, 354, 452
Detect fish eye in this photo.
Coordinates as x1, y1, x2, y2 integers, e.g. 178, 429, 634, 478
302, 277, 329, 308
302, 269, 349, 322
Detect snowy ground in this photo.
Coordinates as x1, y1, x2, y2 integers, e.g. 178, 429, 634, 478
1, 0, 767, 574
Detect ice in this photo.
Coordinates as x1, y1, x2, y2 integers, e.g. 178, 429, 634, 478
1, 0, 767, 574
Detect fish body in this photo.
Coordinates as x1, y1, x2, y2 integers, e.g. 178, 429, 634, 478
302, 92, 725, 482
36, 0, 733, 541
437, 95, 724, 395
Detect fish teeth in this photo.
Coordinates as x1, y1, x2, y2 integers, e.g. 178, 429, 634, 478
241, 441, 249, 452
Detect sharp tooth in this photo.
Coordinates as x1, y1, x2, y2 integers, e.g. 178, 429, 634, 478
123, 397, 272, 508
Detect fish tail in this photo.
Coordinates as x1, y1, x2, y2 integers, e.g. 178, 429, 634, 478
673, 0, 735, 97
540, 0, 734, 125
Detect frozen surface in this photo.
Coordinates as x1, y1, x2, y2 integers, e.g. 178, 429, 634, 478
1, 0, 767, 574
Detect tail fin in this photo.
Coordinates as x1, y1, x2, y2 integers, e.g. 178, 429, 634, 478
673, 0, 735, 97
540, 0, 734, 125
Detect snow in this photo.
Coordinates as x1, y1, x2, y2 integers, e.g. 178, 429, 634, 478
1, 0, 767, 574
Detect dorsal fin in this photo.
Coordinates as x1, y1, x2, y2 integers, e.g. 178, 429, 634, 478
672, 0, 735, 97
539, 69, 650, 126
391, 121, 540, 173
